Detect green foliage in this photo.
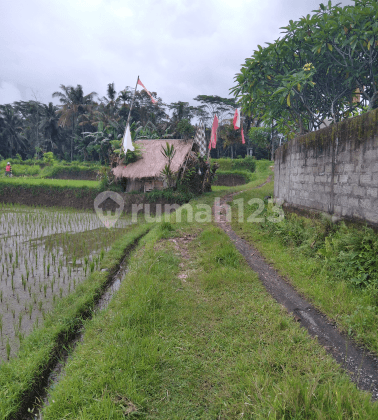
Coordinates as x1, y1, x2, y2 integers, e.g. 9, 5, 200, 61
248, 127, 271, 150
215, 170, 254, 183
176, 118, 195, 139
161, 142, 176, 163
0, 164, 40, 177
318, 223, 378, 288
42, 152, 55, 165
231, 155, 256, 172
160, 143, 177, 188
261, 211, 378, 289
230, 0, 378, 139
146, 187, 195, 205
0, 177, 99, 190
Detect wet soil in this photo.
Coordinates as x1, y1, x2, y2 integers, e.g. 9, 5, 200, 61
0, 207, 131, 361
213, 182, 378, 401
25, 256, 131, 420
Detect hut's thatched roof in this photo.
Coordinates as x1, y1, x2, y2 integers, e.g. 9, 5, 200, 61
112, 139, 195, 180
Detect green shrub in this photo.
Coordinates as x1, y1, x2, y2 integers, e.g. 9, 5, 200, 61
231, 156, 256, 172
260, 211, 378, 289
146, 188, 195, 205
0, 164, 40, 177
43, 152, 56, 165
215, 170, 255, 183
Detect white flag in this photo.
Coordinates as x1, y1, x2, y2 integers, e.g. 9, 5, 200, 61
122, 124, 134, 153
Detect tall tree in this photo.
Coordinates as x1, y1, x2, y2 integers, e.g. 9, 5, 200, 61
230, 0, 375, 140
39, 102, 61, 153
310, 0, 378, 110
0, 105, 26, 158
52, 84, 97, 160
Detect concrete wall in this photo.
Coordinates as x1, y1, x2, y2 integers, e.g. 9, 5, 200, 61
274, 108, 378, 225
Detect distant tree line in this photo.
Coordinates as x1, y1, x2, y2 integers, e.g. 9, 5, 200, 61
0, 84, 271, 163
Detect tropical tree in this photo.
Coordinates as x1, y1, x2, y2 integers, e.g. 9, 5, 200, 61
0, 105, 27, 158
39, 102, 61, 153
52, 84, 97, 160
230, 0, 376, 140
310, 0, 378, 111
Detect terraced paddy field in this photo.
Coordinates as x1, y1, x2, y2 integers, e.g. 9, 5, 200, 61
0, 204, 131, 361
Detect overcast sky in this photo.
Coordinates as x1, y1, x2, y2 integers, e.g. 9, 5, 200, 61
0, 0, 354, 111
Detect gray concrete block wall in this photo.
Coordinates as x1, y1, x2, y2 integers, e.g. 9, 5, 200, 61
274, 109, 378, 225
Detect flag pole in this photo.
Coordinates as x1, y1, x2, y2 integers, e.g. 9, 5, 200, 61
126, 75, 139, 132
122, 76, 139, 154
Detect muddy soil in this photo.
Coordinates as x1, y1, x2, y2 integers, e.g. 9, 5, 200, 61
213, 185, 378, 400
0, 207, 131, 361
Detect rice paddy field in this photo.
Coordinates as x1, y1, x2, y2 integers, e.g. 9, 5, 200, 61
0, 204, 132, 361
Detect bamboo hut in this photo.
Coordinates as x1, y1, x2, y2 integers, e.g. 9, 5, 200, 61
112, 139, 198, 193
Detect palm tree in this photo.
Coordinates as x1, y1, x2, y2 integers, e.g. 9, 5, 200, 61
14, 100, 44, 155
0, 105, 27, 157
39, 102, 61, 153
52, 84, 97, 160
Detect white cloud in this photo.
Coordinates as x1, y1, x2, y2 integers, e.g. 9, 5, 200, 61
0, 0, 355, 108
0, 81, 22, 105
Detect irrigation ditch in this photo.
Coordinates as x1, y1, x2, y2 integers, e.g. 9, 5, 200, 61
24, 251, 133, 420
0, 224, 151, 420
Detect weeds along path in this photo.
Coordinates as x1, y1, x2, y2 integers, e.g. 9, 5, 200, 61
213, 178, 378, 400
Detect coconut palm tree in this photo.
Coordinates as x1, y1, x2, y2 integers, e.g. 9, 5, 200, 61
0, 105, 27, 157
39, 102, 61, 153
52, 84, 97, 160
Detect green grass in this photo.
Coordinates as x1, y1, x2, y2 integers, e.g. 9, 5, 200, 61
0, 160, 104, 179
213, 157, 271, 172
0, 222, 151, 420
215, 169, 255, 183
229, 180, 378, 355
0, 177, 100, 188
39, 222, 378, 419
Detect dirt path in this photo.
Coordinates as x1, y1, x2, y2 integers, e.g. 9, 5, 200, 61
213, 180, 378, 400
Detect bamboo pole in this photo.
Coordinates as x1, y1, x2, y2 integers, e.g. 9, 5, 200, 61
126, 76, 139, 130
122, 76, 139, 153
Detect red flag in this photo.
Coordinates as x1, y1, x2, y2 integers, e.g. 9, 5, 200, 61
233, 108, 240, 129
208, 115, 219, 149
137, 78, 157, 104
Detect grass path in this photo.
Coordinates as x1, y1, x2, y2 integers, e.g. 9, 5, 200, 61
40, 222, 378, 419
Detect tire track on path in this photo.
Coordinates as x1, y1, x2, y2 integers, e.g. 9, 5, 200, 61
213, 180, 378, 400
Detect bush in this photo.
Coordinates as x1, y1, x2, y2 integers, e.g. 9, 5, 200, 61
231, 156, 256, 172
146, 188, 195, 205
260, 211, 378, 289
43, 152, 56, 165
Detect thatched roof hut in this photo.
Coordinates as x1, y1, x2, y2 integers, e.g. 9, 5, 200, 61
112, 139, 197, 193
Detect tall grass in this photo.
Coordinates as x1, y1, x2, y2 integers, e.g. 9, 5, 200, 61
231, 181, 378, 353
